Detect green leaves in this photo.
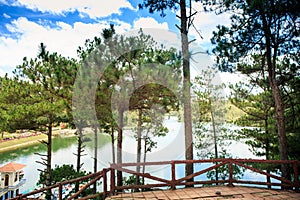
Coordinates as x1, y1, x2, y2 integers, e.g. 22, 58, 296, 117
205, 0, 300, 72
0, 76, 41, 132
38, 164, 89, 186
14, 43, 78, 128
139, 0, 178, 17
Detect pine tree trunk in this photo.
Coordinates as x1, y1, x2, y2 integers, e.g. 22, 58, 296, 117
75, 125, 83, 193
142, 138, 147, 185
46, 123, 52, 200
117, 107, 124, 188
93, 126, 98, 194
135, 109, 143, 189
211, 106, 218, 184
265, 119, 271, 189
111, 127, 116, 164
271, 80, 289, 179
262, 13, 289, 183
180, 0, 194, 185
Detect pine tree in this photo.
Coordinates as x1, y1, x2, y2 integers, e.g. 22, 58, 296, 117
201, 0, 300, 180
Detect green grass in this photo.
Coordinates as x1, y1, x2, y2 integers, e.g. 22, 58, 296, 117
0, 134, 47, 152
0, 129, 78, 153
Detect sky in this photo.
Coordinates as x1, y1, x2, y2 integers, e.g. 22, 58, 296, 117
0, 0, 238, 84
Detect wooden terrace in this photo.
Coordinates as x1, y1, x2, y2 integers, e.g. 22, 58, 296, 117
11, 158, 300, 199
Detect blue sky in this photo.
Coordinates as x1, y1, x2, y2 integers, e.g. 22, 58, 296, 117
0, 0, 233, 82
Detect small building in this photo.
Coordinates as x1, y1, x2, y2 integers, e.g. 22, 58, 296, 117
0, 162, 26, 200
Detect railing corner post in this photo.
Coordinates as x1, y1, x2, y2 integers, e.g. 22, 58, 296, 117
58, 182, 63, 200
103, 168, 108, 198
110, 167, 116, 195
228, 159, 234, 187
171, 161, 176, 190
293, 161, 299, 192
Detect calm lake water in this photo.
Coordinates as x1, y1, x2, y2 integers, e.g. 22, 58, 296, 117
0, 117, 260, 193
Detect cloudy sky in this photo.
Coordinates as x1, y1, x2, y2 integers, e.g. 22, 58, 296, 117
0, 0, 233, 79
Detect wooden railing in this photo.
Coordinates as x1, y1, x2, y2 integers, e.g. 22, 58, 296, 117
11, 159, 300, 199
111, 159, 300, 192
10, 169, 111, 200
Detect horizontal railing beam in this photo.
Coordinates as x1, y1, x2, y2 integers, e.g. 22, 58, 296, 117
115, 167, 171, 184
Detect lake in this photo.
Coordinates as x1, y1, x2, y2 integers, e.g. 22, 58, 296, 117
0, 116, 259, 193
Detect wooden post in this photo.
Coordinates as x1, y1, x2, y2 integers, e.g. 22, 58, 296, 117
110, 167, 115, 195
103, 169, 108, 198
58, 183, 63, 200
293, 161, 299, 192
171, 162, 176, 190
228, 160, 234, 187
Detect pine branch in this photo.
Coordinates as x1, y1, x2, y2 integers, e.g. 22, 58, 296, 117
36, 160, 47, 166
191, 22, 203, 39
175, 24, 182, 31
39, 140, 49, 145
37, 168, 45, 173
35, 152, 47, 157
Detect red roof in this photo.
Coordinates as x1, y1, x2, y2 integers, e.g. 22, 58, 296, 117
0, 162, 26, 172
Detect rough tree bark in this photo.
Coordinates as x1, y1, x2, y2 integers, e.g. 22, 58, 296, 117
180, 0, 194, 184
117, 107, 124, 188
262, 15, 289, 181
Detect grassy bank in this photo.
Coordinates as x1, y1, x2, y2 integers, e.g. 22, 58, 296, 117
0, 134, 47, 153
0, 129, 76, 153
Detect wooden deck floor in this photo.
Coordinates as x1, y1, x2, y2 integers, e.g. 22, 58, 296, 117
106, 186, 300, 199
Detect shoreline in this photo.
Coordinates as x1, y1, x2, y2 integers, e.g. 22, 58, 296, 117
0, 129, 77, 153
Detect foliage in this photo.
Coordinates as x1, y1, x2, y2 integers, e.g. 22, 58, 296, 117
140, 0, 196, 179
0, 76, 40, 133
201, 0, 300, 179
122, 175, 145, 192
37, 164, 89, 185
37, 164, 95, 199
13, 43, 78, 198
229, 81, 279, 159
192, 68, 232, 158
200, 0, 300, 71
206, 149, 245, 181
139, 0, 178, 17
15, 43, 77, 129
77, 26, 182, 187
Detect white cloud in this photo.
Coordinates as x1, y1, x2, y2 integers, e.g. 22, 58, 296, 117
132, 17, 181, 50
109, 19, 132, 33
0, 17, 131, 73
184, 2, 231, 46
3, 13, 11, 19
14, 0, 135, 18
133, 17, 169, 30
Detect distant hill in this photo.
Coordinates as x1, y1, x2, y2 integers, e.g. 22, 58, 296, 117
225, 101, 245, 123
